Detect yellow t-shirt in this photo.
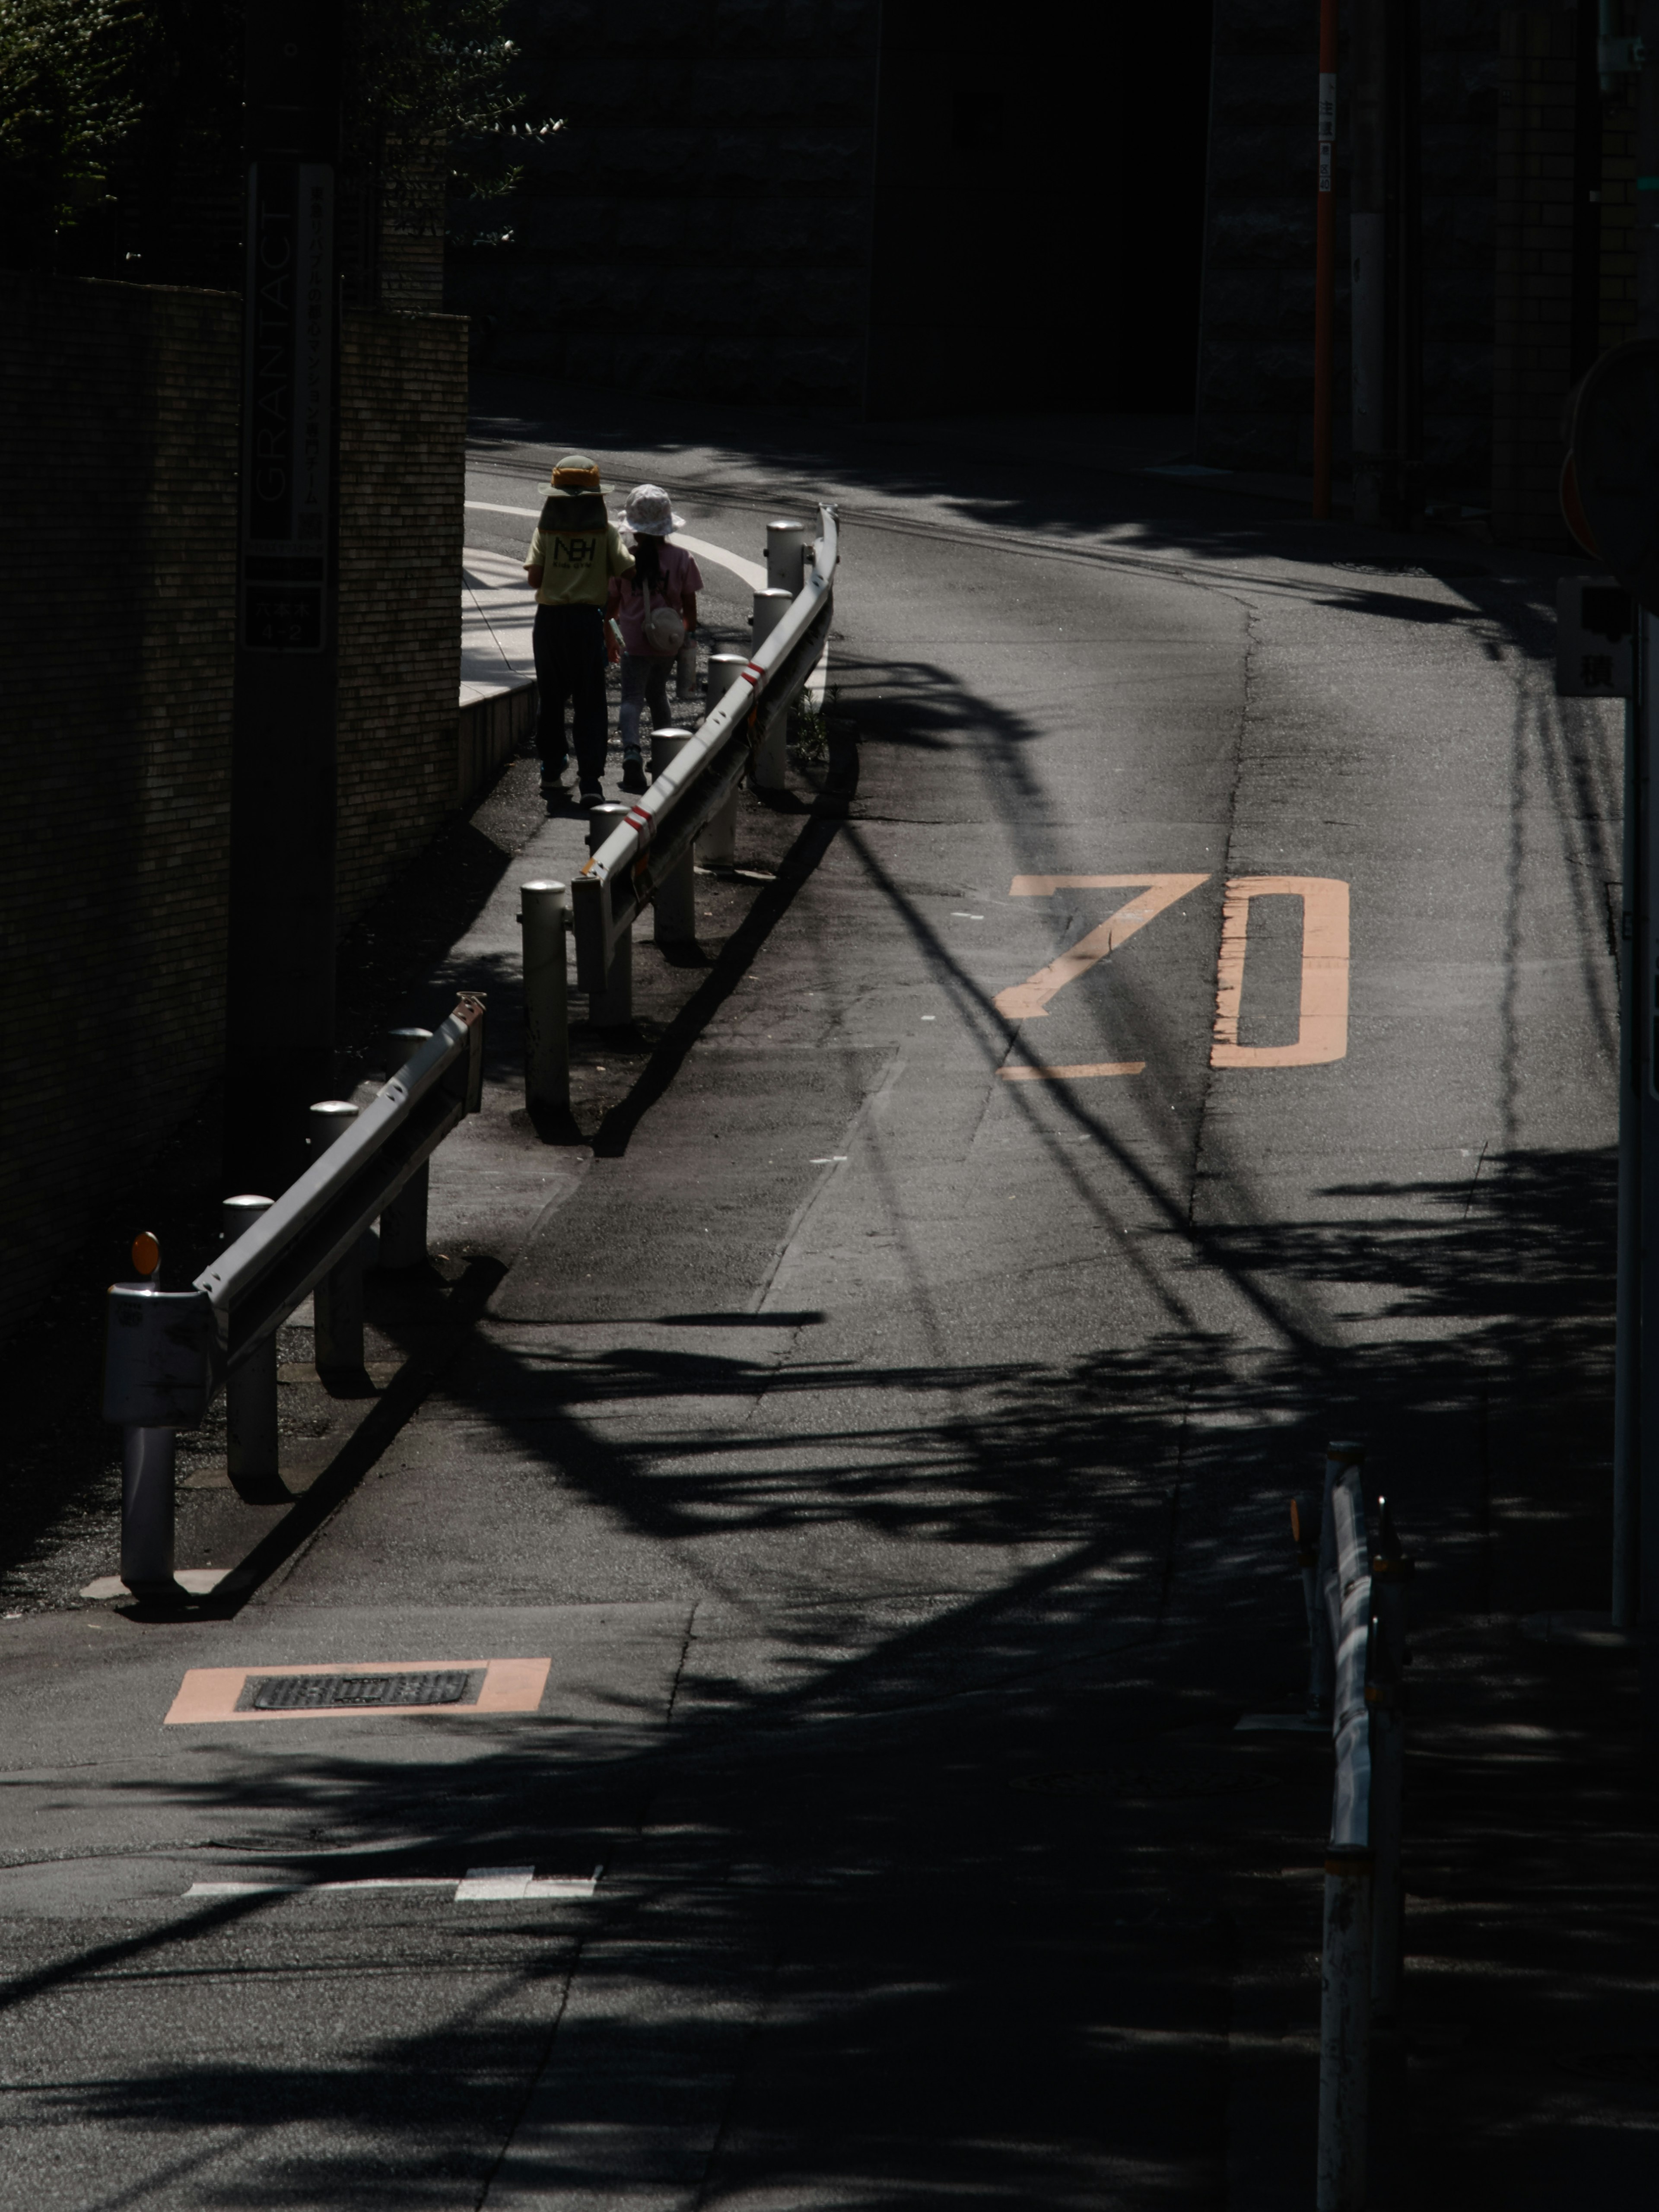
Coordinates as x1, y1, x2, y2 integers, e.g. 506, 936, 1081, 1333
524, 492, 634, 605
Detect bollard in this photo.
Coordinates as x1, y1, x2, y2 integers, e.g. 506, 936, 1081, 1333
1317, 1846, 1374, 2211
700, 654, 749, 868
765, 518, 807, 594
309, 1101, 364, 1374
520, 884, 570, 1110
750, 588, 793, 791
378, 1028, 434, 1265
704, 651, 748, 721
586, 805, 634, 1026
649, 729, 697, 944
103, 1233, 213, 1600
675, 637, 699, 698
1312, 1439, 1365, 1716
221, 1195, 278, 1487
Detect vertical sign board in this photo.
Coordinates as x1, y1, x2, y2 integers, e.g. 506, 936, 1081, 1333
241, 161, 334, 653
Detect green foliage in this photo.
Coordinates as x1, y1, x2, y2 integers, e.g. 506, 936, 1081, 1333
0, 0, 536, 275
0, 0, 140, 259
344, 0, 531, 199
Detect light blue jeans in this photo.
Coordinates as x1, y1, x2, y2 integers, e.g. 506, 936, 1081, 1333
618, 655, 671, 758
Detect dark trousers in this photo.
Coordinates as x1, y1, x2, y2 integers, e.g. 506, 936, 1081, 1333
532, 604, 608, 786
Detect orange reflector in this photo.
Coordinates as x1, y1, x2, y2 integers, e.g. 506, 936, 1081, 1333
131, 1231, 161, 1277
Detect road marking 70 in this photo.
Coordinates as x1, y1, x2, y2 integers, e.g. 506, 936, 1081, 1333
993, 873, 1351, 1071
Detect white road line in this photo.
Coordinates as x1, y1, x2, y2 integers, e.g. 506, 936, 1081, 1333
464, 499, 769, 592
184, 1865, 602, 1902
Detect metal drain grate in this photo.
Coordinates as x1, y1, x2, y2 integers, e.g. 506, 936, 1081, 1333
241, 1671, 476, 1712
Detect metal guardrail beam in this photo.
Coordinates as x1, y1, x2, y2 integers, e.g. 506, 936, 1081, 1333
572, 502, 839, 992
195, 995, 485, 1370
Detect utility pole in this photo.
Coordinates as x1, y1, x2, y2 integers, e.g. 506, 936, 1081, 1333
225, 0, 343, 1189
1638, 0, 1659, 1716
1312, 0, 1337, 519
1349, 0, 1422, 528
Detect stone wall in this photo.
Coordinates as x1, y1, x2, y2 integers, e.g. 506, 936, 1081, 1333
0, 277, 467, 1336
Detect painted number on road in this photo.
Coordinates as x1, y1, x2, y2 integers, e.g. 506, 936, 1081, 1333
995, 872, 1350, 1074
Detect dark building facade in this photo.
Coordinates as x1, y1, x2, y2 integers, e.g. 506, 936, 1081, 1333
460, 0, 1633, 537
458, 0, 1213, 416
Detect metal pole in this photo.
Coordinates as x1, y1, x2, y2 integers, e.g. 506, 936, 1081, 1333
586, 805, 634, 1027
766, 520, 807, 594
676, 638, 699, 699
121, 1425, 178, 1596
309, 1099, 364, 1373
1635, 0, 1659, 1714
222, 1193, 278, 1488
702, 648, 750, 862
750, 589, 794, 792
1616, 678, 1640, 1631
649, 730, 697, 944
705, 652, 748, 718
520, 882, 570, 1110
1313, 0, 1337, 519
378, 1028, 433, 1266
1317, 1847, 1374, 2211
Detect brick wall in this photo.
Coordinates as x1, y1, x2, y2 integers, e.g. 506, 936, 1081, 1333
0, 279, 467, 1336
335, 307, 469, 928
0, 274, 240, 1333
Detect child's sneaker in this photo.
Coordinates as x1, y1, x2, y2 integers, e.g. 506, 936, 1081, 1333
620, 756, 648, 795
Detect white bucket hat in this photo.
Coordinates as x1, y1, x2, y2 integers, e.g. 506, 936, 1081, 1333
618, 482, 685, 537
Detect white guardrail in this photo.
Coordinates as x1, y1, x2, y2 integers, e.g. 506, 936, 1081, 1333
571, 501, 838, 996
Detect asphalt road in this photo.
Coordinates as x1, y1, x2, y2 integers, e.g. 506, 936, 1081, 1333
0, 388, 1634, 2209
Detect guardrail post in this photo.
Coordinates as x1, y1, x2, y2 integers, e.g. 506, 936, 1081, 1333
309, 1100, 365, 1374
221, 1195, 277, 1486
520, 884, 569, 1110
676, 638, 699, 699
698, 657, 748, 868
649, 729, 697, 944
1313, 1439, 1364, 1716
586, 804, 634, 1027
750, 588, 793, 791
378, 1028, 433, 1266
1369, 1496, 1412, 2021
766, 519, 807, 594
1318, 1846, 1374, 2211
103, 1234, 213, 1600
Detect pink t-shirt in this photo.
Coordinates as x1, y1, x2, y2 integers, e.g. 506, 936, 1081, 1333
608, 541, 704, 656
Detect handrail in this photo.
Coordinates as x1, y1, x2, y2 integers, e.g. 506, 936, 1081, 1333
571, 502, 839, 990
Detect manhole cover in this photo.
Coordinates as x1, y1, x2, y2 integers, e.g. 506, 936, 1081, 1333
240, 1670, 476, 1712
1559, 2050, 1659, 2089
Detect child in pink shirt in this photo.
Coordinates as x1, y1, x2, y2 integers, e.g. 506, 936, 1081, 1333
605, 483, 703, 793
